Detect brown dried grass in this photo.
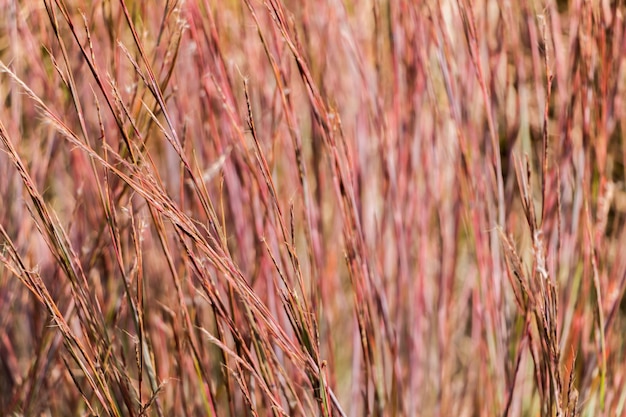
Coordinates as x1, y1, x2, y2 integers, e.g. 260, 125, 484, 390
1, 1, 625, 416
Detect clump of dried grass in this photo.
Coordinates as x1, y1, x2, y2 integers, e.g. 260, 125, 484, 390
1, 1, 625, 416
